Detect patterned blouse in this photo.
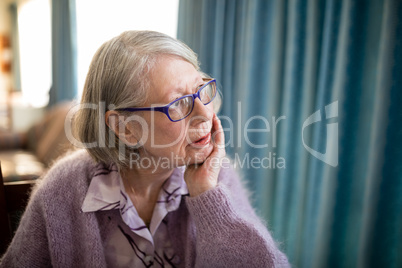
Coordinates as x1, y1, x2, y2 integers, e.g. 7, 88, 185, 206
81, 164, 188, 267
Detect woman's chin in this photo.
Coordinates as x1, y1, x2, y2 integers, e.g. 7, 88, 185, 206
186, 143, 214, 165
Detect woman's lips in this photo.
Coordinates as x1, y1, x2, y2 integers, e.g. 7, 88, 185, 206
192, 133, 211, 146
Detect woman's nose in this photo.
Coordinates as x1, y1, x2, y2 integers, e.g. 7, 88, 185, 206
190, 98, 213, 124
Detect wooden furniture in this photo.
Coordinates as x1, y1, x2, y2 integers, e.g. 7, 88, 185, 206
0, 161, 35, 256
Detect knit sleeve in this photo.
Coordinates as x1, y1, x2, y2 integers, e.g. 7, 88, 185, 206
185, 165, 290, 268
0, 184, 51, 267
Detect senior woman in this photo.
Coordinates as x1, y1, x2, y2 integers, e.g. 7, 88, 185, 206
0, 31, 289, 267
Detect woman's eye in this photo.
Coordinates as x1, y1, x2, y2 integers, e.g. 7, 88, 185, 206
171, 100, 180, 107
169, 96, 180, 103
195, 84, 204, 93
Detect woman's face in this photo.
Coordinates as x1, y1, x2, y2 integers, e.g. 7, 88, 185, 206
130, 56, 215, 168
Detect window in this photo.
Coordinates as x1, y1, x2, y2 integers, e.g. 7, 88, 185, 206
76, 0, 179, 97
18, 0, 51, 108
15, 0, 179, 107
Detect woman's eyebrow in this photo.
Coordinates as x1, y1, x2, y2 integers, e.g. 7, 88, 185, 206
192, 77, 204, 92
173, 77, 203, 95
161, 76, 203, 103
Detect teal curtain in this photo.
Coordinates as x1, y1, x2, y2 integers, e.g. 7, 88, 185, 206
9, 2, 21, 91
49, 0, 77, 106
178, 0, 402, 267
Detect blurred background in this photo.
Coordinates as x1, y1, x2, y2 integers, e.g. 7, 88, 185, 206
0, 0, 401, 267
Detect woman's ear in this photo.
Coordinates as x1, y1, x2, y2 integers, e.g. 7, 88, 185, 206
105, 111, 139, 146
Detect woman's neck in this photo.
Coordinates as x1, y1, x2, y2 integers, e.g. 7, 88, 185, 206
121, 166, 174, 197
120, 164, 175, 227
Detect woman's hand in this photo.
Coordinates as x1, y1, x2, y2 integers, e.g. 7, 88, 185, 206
184, 114, 226, 196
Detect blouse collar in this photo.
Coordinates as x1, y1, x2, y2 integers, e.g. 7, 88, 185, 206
81, 163, 188, 244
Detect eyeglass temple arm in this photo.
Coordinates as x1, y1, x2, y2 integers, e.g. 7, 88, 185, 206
116, 106, 169, 113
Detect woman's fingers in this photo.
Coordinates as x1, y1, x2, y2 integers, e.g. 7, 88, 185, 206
203, 114, 226, 171
211, 113, 226, 157
184, 114, 226, 196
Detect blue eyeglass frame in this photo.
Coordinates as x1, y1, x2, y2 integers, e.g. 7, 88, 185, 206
116, 78, 217, 122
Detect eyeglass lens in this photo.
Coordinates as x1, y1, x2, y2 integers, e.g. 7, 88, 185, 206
168, 81, 216, 121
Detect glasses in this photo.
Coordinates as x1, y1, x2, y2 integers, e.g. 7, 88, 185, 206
116, 78, 217, 122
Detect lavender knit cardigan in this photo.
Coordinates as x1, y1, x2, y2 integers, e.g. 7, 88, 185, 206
0, 150, 290, 267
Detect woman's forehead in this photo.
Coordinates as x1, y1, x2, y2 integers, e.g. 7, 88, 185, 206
147, 57, 203, 102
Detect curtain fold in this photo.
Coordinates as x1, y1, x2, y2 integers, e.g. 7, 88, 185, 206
9, 2, 21, 91
49, 0, 77, 106
177, 0, 402, 267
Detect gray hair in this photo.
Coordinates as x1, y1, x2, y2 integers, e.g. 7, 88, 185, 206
74, 30, 220, 167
